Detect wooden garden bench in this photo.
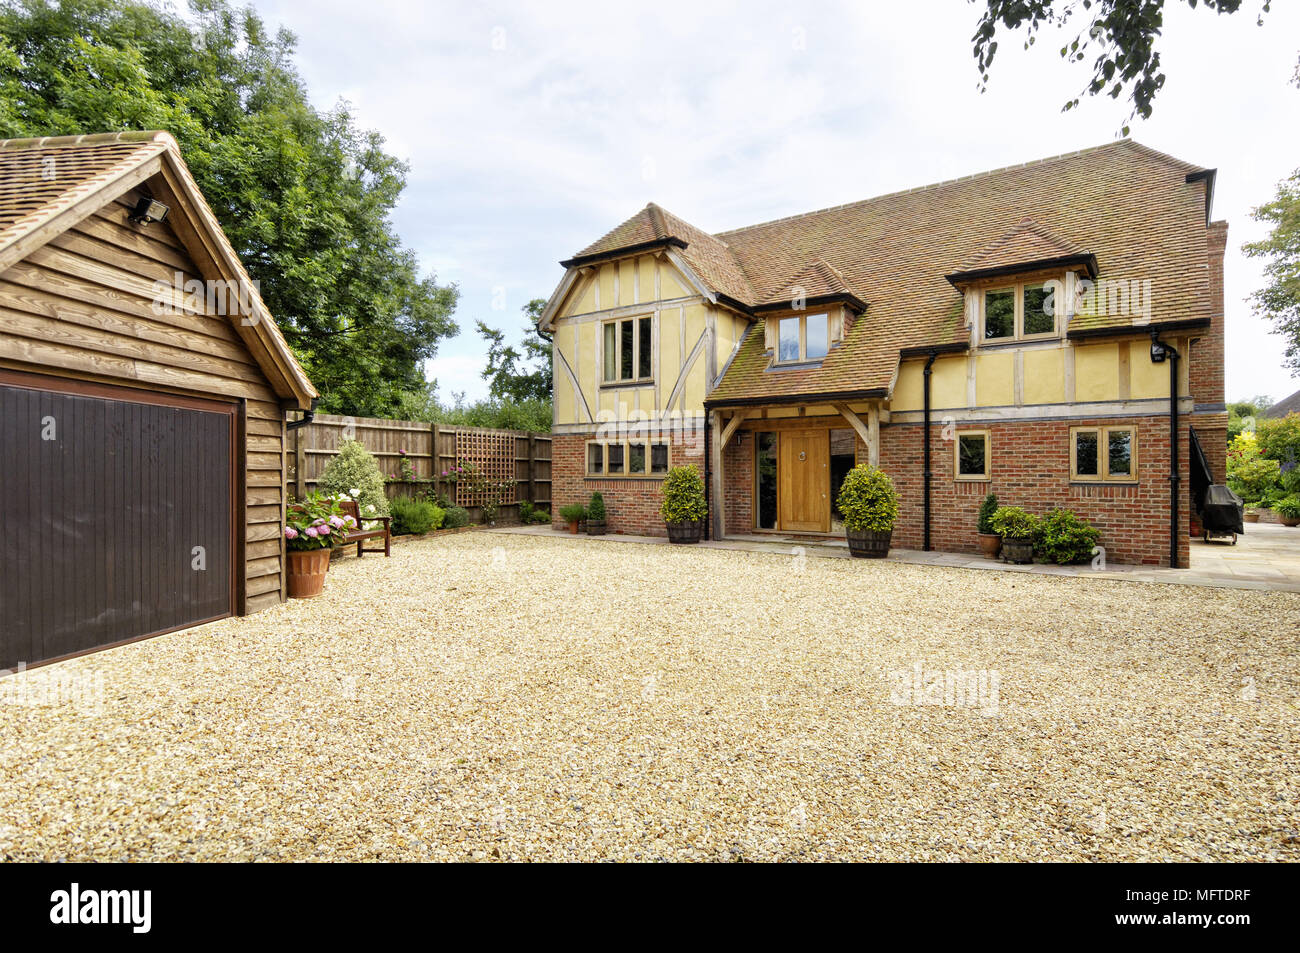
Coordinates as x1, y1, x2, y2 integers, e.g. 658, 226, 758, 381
338, 499, 391, 557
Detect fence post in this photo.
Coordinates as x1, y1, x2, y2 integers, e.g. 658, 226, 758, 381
431, 422, 442, 501
295, 423, 307, 500
527, 433, 537, 504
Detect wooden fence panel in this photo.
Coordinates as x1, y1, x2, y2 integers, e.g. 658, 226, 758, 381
287, 412, 552, 521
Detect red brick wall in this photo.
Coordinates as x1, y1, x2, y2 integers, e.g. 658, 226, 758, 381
877, 416, 1190, 566
723, 431, 754, 534
551, 433, 706, 536
1190, 220, 1228, 407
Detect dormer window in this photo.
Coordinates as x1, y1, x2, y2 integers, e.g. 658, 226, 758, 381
776, 312, 830, 364
981, 281, 1058, 341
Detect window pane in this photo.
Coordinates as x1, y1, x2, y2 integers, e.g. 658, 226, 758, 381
756, 432, 778, 529
603, 323, 617, 382
638, 317, 652, 378
778, 317, 800, 361
1023, 285, 1054, 334
620, 320, 634, 380
607, 443, 625, 474
1075, 431, 1099, 476
1108, 430, 1132, 477
958, 434, 987, 476
650, 443, 669, 474
985, 289, 1014, 339
805, 314, 829, 359
629, 442, 646, 474
587, 443, 603, 474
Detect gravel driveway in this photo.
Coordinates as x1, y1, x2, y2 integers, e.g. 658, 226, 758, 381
2, 533, 1297, 861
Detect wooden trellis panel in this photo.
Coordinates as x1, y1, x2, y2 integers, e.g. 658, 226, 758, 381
454, 429, 517, 506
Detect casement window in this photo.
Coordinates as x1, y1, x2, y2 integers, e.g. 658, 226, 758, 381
1071, 426, 1137, 482
602, 315, 653, 383
982, 282, 1057, 341
775, 312, 830, 363
586, 439, 670, 477
954, 430, 991, 481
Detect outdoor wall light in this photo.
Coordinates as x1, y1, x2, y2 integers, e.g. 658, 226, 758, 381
128, 196, 169, 226
1149, 329, 1169, 363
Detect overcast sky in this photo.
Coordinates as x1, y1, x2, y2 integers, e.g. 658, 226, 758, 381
248, 0, 1300, 406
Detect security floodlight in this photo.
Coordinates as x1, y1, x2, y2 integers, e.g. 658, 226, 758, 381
129, 196, 169, 226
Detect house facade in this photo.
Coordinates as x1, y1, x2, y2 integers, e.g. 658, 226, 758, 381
540, 140, 1228, 567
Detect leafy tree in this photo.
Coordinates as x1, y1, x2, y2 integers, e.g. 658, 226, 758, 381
1244, 170, 1300, 375
0, 0, 458, 417
1227, 395, 1274, 440
971, 0, 1273, 129
476, 298, 553, 403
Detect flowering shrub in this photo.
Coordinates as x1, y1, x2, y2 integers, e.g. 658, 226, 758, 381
285, 493, 355, 551
389, 496, 445, 535
319, 440, 390, 517
835, 464, 898, 532
455, 459, 515, 522
395, 449, 416, 482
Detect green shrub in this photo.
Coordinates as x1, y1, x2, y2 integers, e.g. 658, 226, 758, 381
977, 491, 999, 534
1274, 495, 1300, 520
660, 466, 708, 524
1033, 508, 1101, 564
588, 492, 606, 522
443, 506, 471, 528
318, 439, 390, 517
1228, 455, 1281, 504
388, 497, 445, 535
835, 464, 899, 532
518, 500, 550, 524
559, 503, 587, 524
990, 506, 1040, 540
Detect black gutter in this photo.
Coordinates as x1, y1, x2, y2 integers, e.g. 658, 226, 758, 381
715, 293, 755, 316
922, 351, 938, 552
899, 341, 969, 359
752, 292, 868, 315
1067, 317, 1210, 341
286, 397, 319, 431
945, 252, 1098, 287
704, 387, 887, 409
559, 237, 687, 269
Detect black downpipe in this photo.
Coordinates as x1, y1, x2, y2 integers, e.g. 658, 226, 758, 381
922, 351, 938, 551
1168, 346, 1181, 569
286, 397, 319, 431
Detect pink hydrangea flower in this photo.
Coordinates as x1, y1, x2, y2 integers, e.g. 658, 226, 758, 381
305, 526, 318, 537
284, 526, 298, 539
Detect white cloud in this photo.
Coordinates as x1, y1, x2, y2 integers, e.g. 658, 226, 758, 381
252, 0, 1300, 404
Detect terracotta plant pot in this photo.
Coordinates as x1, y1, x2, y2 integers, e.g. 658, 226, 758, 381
846, 528, 892, 558
1001, 536, 1034, 564
1282, 516, 1300, 527
287, 548, 332, 599
567, 521, 579, 534
977, 532, 1002, 558
666, 520, 703, 544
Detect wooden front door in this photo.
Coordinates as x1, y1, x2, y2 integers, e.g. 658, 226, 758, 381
778, 430, 830, 532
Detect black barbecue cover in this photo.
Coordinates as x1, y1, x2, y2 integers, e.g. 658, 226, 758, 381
1202, 484, 1244, 535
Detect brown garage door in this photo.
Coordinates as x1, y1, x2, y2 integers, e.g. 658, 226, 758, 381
0, 372, 236, 670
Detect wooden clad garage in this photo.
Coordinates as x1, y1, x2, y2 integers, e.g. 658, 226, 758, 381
0, 131, 317, 669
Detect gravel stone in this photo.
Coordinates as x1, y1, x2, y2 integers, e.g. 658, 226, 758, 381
1, 533, 1297, 861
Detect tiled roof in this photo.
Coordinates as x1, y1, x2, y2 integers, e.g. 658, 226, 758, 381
0, 131, 171, 256
567, 140, 1211, 403
1266, 390, 1300, 419
0, 131, 317, 405
949, 217, 1095, 279
568, 202, 755, 304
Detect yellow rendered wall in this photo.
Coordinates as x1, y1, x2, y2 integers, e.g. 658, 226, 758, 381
1022, 348, 1065, 404
975, 352, 1014, 407
1074, 342, 1120, 402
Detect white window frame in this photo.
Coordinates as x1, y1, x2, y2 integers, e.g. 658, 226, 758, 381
1070, 425, 1138, 482
601, 315, 654, 384
774, 312, 831, 364
981, 281, 1060, 343
585, 439, 670, 479
953, 429, 991, 481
